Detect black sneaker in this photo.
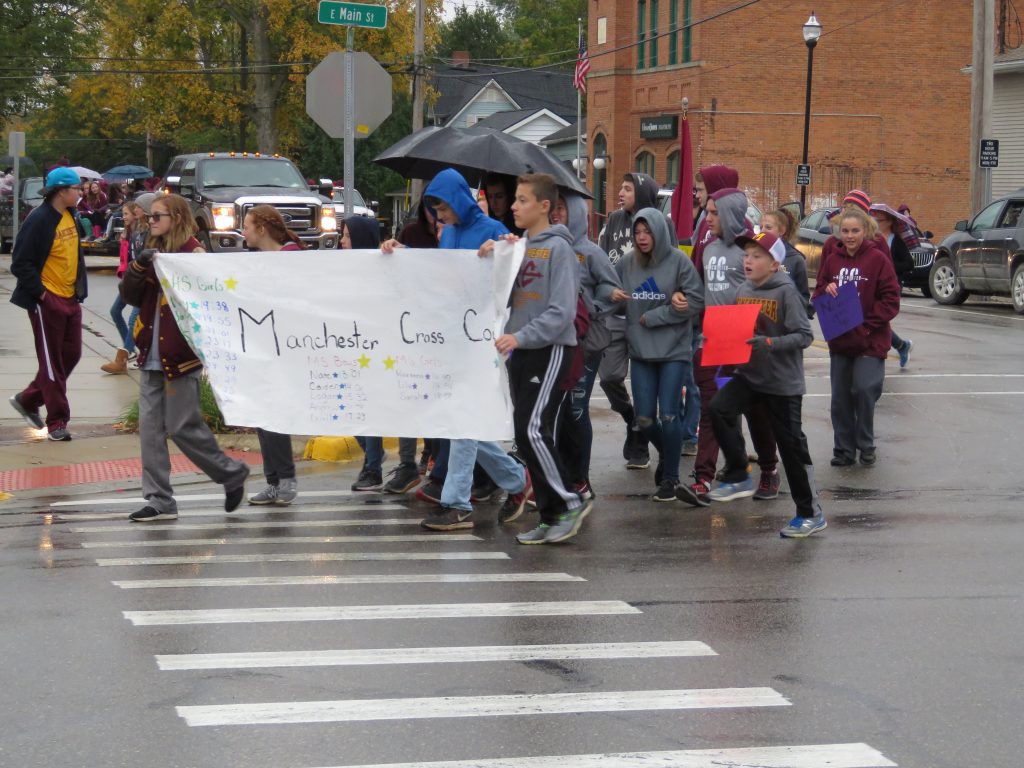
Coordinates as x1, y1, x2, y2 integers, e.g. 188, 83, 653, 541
471, 478, 500, 502
9, 394, 44, 429
676, 482, 710, 507
652, 480, 677, 502
383, 462, 421, 494
129, 506, 178, 522
421, 506, 474, 531
351, 468, 384, 491
831, 455, 855, 467
415, 479, 442, 505
498, 473, 533, 523
225, 467, 250, 512
859, 449, 877, 466
46, 427, 71, 442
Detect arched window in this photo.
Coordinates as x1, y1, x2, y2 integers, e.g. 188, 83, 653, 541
635, 150, 655, 178
593, 133, 608, 216
666, 150, 680, 186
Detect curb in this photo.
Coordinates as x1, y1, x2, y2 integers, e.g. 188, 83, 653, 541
302, 436, 400, 463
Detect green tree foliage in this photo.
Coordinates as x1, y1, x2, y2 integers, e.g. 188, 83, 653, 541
507, 0, 586, 66
0, 1, 96, 122
434, 5, 516, 61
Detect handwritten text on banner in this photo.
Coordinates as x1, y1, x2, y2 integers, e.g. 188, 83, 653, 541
155, 243, 525, 440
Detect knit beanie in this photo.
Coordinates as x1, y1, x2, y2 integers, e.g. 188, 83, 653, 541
843, 189, 872, 213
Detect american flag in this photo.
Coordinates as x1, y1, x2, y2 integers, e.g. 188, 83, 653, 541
573, 32, 590, 93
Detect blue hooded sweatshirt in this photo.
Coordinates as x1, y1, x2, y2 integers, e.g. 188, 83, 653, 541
423, 168, 509, 249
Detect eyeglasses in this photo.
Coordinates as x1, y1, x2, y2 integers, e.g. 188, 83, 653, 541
147, 212, 170, 221
67, 185, 83, 191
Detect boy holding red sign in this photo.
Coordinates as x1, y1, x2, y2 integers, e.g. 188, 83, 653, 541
707, 231, 825, 538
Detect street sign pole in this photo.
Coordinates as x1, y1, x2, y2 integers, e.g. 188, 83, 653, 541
344, 27, 355, 219
9, 131, 25, 245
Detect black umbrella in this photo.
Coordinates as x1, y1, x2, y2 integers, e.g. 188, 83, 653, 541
373, 125, 591, 198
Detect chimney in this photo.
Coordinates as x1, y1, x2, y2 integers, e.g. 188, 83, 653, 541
451, 50, 471, 69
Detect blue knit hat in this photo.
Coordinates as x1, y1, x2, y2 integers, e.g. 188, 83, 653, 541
44, 167, 81, 192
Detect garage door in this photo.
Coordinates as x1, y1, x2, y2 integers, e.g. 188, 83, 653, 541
992, 71, 1024, 198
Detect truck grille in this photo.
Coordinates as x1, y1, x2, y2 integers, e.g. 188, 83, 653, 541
240, 203, 317, 233
911, 249, 934, 268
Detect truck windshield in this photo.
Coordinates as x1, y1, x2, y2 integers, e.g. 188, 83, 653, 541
23, 179, 43, 201
331, 188, 367, 207
198, 159, 307, 190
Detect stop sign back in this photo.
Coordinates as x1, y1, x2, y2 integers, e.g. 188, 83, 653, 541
306, 51, 393, 139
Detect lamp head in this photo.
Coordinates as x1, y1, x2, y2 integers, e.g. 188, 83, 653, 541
593, 157, 607, 171
803, 12, 822, 44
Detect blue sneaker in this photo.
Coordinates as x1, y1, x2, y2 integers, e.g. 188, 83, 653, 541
780, 514, 827, 538
707, 476, 755, 502
898, 339, 913, 368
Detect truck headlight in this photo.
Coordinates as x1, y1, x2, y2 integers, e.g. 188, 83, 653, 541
321, 208, 338, 232
212, 205, 236, 231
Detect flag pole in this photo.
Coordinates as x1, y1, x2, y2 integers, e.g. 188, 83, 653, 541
576, 16, 583, 180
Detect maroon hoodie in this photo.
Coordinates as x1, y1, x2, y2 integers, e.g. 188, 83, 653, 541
812, 237, 900, 359
692, 164, 739, 277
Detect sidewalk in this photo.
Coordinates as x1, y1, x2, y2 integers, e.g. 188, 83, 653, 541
0, 256, 372, 499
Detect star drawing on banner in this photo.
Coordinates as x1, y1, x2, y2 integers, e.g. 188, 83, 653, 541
332, 372, 339, 379
192, 323, 201, 334
224, 277, 238, 291
383, 356, 396, 370
159, 278, 170, 289
357, 354, 371, 368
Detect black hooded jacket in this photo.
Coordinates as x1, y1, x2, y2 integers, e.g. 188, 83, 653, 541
598, 172, 658, 266
344, 215, 381, 249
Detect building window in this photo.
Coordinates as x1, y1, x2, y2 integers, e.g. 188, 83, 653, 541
683, 0, 692, 62
637, 0, 646, 69
649, 0, 659, 67
669, 0, 677, 64
666, 150, 679, 186
636, 151, 655, 177
593, 133, 608, 216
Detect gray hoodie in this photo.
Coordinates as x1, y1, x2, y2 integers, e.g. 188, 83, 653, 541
733, 272, 813, 396
563, 193, 620, 316
615, 208, 705, 362
597, 172, 659, 265
702, 189, 749, 307
507, 223, 579, 348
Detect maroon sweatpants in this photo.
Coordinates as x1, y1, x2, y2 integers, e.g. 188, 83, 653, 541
19, 292, 82, 432
693, 346, 778, 484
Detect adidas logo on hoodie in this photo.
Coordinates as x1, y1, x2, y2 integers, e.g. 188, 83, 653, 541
632, 276, 666, 300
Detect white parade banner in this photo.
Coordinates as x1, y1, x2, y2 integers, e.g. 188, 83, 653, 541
154, 242, 525, 440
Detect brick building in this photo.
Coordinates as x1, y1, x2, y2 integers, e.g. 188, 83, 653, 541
586, 0, 975, 235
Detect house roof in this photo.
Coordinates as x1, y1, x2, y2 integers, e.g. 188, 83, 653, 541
541, 118, 586, 146
429, 63, 578, 125
995, 45, 1024, 65
475, 109, 541, 131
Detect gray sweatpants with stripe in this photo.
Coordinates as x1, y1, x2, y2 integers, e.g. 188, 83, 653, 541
139, 369, 249, 513
829, 355, 885, 459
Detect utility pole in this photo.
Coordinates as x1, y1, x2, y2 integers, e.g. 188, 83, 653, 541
410, 0, 425, 205
970, 0, 995, 214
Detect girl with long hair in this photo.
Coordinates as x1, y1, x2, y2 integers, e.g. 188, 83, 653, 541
120, 193, 250, 522
101, 198, 149, 373
241, 205, 303, 506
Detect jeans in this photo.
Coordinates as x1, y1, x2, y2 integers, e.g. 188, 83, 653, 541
109, 293, 139, 353
629, 358, 689, 484
558, 352, 600, 483
441, 439, 527, 512
680, 336, 701, 442
356, 436, 384, 473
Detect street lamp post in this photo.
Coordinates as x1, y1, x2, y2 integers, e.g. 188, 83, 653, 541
800, 12, 822, 217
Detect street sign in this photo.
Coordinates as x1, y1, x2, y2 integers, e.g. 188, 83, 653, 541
306, 51, 393, 140
980, 139, 999, 168
796, 164, 811, 186
318, 0, 388, 29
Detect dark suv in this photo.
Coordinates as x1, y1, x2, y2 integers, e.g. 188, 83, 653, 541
163, 153, 338, 251
930, 189, 1024, 313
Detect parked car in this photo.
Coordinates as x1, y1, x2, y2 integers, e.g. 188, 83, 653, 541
929, 189, 1024, 313
796, 208, 937, 296
0, 176, 44, 252
330, 186, 376, 219
656, 188, 763, 235
163, 153, 338, 251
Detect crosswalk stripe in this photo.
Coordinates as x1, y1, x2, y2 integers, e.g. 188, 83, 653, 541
124, 600, 640, 626
80, 534, 479, 549
96, 551, 509, 567
57, 503, 406, 521
176, 687, 789, 726
113, 572, 586, 589
156, 640, 716, 670
51, 489, 367, 508
71, 517, 422, 532
298, 743, 897, 767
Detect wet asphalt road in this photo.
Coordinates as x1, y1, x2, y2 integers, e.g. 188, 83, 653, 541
1, 276, 1022, 768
